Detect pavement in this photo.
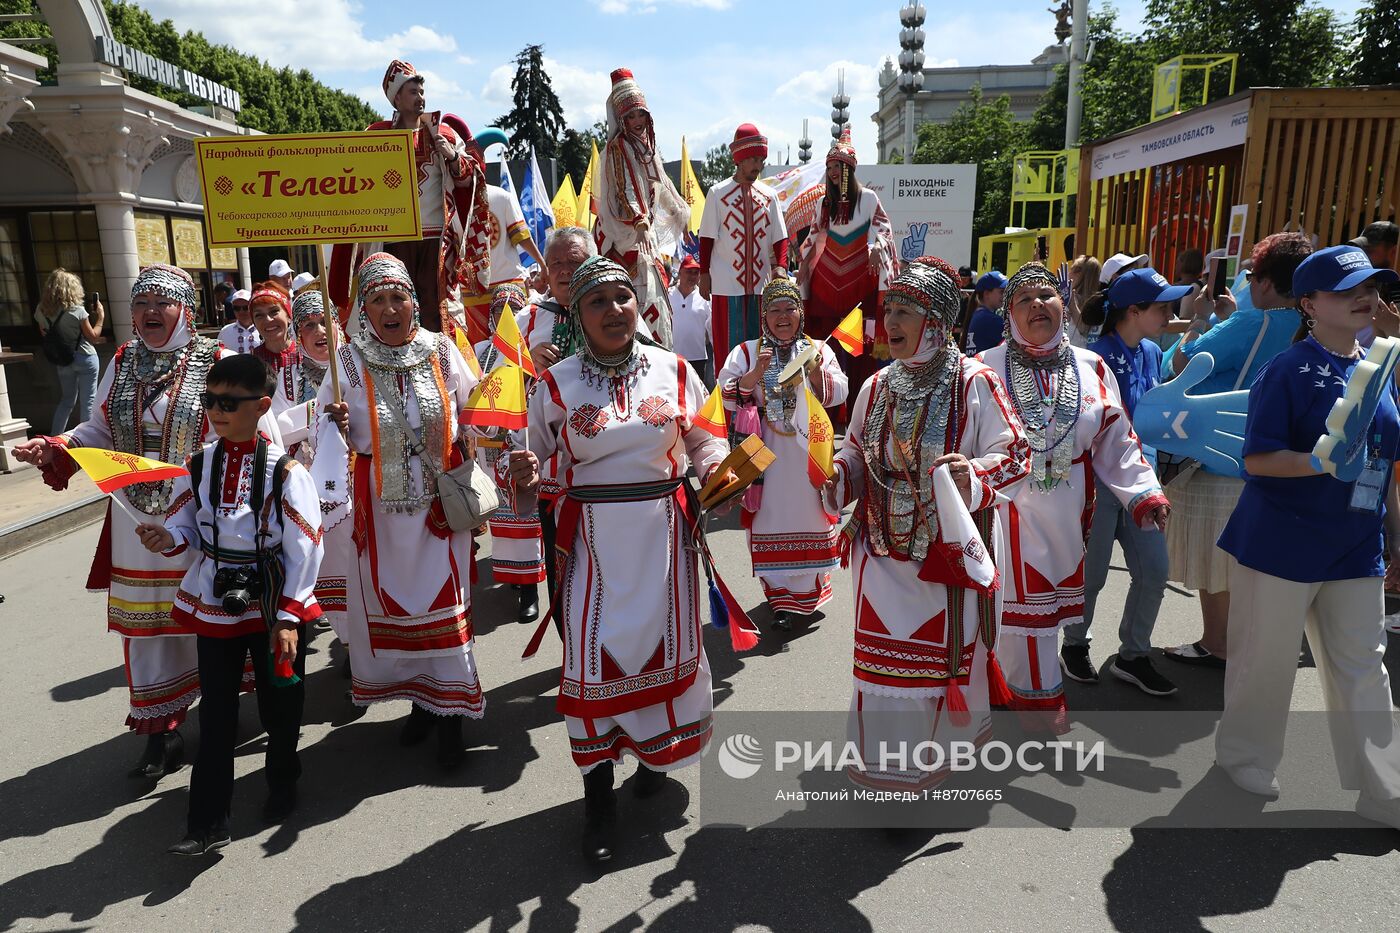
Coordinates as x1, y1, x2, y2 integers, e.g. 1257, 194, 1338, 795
1, 504, 1398, 932
0, 463, 105, 561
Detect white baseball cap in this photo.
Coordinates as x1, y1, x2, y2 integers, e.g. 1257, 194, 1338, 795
291, 271, 315, 292
1100, 252, 1150, 283
231, 288, 251, 303
268, 259, 294, 278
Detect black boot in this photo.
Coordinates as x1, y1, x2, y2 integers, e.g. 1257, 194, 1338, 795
581, 761, 617, 863
437, 714, 465, 770
771, 611, 792, 632
518, 584, 540, 623
130, 729, 184, 779
399, 704, 434, 747
632, 764, 670, 798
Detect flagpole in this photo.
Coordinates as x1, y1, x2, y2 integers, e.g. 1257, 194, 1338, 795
315, 245, 343, 406
111, 491, 156, 528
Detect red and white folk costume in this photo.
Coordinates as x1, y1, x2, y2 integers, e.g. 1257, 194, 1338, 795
978, 264, 1167, 731
39, 265, 278, 733
314, 253, 486, 717
526, 257, 728, 773
717, 279, 848, 615
163, 437, 323, 635
699, 125, 790, 365
827, 263, 1030, 790
596, 68, 690, 349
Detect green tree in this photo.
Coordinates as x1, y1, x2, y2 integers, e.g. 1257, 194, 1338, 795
558, 120, 606, 191
914, 87, 1026, 244
1345, 0, 1400, 86
699, 144, 734, 190
494, 44, 566, 160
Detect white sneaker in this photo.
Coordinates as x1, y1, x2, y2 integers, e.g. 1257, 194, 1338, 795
1355, 794, 1400, 830
1222, 764, 1280, 799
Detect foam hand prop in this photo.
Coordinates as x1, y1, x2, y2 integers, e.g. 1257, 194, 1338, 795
1132, 352, 1248, 477
1312, 336, 1400, 482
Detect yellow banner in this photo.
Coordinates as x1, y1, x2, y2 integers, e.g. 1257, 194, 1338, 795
194, 130, 423, 247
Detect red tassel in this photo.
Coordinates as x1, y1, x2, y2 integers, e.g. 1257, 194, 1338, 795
985, 649, 1014, 707
715, 573, 761, 651
729, 620, 760, 651
945, 678, 972, 728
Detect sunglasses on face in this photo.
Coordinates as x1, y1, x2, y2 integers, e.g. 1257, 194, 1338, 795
201, 392, 263, 412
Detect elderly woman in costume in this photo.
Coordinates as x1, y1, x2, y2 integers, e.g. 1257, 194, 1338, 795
717, 278, 848, 631
824, 260, 1030, 790
596, 67, 690, 349
473, 281, 546, 623
517, 256, 731, 863
319, 253, 484, 771
978, 263, 1171, 732
14, 264, 277, 778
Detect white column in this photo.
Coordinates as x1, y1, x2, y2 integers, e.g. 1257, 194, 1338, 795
237, 247, 252, 290
95, 201, 139, 343
0, 333, 33, 472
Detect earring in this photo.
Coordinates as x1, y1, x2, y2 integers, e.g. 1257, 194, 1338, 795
1305, 316, 1315, 330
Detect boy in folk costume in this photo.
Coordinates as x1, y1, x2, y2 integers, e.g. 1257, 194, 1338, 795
699, 124, 789, 365
472, 282, 546, 623
135, 354, 323, 855
717, 278, 848, 631
596, 67, 690, 350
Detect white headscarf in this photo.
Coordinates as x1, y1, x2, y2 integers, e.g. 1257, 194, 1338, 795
130, 264, 197, 353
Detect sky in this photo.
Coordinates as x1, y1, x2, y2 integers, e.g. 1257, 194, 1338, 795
131, 0, 1369, 164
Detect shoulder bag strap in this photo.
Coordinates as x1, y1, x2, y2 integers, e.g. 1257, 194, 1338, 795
1233, 314, 1269, 391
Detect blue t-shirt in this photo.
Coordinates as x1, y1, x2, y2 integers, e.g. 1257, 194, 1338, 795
1217, 338, 1400, 583
1087, 331, 1162, 418
1180, 307, 1300, 395
966, 307, 1004, 355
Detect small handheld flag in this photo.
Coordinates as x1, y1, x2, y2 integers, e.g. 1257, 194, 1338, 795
679, 136, 705, 234
797, 384, 835, 487
520, 149, 556, 267
551, 174, 579, 229
491, 303, 537, 378
461, 361, 528, 430
693, 383, 727, 438
65, 447, 189, 527
447, 316, 482, 377
830, 306, 865, 356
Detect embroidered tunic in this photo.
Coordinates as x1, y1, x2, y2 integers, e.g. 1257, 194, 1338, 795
804, 187, 897, 331
527, 346, 727, 772
698, 178, 787, 297
717, 338, 848, 613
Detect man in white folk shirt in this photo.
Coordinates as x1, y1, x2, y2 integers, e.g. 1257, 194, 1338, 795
218, 289, 262, 355
669, 255, 713, 387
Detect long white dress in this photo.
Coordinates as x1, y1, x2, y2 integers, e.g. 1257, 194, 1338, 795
315, 332, 485, 717
717, 338, 848, 613
829, 356, 1030, 790
978, 345, 1166, 726
527, 344, 727, 773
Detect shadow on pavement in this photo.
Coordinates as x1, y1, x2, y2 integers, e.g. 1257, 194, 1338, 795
50, 664, 126, 703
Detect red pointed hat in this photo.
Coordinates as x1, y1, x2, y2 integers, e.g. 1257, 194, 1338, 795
730, 123, 767, 163
828, 125, 857, 167
383, 59, 422, 107
609, 67, 648, 119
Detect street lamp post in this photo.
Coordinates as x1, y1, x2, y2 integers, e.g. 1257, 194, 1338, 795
831, 69, 850, 144
897, 2, 926, 163
798, 119, 813, 165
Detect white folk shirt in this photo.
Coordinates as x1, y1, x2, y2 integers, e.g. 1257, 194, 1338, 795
979, 344, 1165, 634
162, 436, 324, 636
699, 177, 788, 296
218, 321, 262, 355
668, 286, 712, 361
487, 184, 529, 286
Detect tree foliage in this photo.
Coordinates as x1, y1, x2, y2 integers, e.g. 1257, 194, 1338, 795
558, 120, 606, 191
699, 144, 734, 190
914, 87, 1025, 245
493, 44, 566, 160
1345, 0, 1400, 86
0, 0, 379, 133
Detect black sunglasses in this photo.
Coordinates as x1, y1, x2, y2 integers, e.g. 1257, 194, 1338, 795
201, 392, 263, 412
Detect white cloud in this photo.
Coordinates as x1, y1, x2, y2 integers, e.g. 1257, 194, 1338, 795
593, 0, 729, 11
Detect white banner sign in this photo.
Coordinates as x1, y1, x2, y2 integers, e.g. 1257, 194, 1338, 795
858, 164, 978, 267
1088, 103, 1250, 182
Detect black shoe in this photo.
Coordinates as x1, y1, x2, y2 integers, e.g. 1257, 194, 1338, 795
772, 611, 792, 632
129, 730, 185, 779
399, 705, 434, 747
1109, 655, 1178, 696
168, 827, 231, 856
262, 786, 298, 824
518, 585, 540, 624
1059, 645, 1099, 684
437, 714, 465, 770
632, 764, 670, 799
581, 763, 617, 863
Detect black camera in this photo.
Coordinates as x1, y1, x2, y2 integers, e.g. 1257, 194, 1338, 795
212, 566, 261, 615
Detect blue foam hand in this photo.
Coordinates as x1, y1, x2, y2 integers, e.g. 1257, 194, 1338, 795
1312, 336, 1400, 483
1132, 352, 1248, 477
900, 223, 928, 261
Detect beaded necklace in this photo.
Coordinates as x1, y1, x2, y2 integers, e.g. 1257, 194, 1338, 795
578, 339, 649, 422
1005, 340, 1080, 489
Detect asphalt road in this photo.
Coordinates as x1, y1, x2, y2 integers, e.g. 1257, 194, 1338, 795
1, 513, 1398, 933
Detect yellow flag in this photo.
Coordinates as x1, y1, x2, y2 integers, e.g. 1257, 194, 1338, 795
800, 385, 834, 487
491, 302, 537, 378
679, 136, 705, 233
693, 383, 727, 438
461, 360, 528, 430
66, 447, 187, 493
830, 305, 865, 356
576, 140, 600, 231
551, 174, 578, 229
447, 316, 481, 377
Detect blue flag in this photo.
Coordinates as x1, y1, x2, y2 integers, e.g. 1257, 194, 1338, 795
519, 149, 555, 269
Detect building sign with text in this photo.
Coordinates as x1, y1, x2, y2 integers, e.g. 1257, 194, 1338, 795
95, 36, 242, 114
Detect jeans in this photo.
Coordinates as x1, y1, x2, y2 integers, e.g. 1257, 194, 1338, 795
51, 351, 98, 434
1064, 478, 1169, 660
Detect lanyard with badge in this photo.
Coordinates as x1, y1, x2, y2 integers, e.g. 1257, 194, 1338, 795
1305, 336, 1389, 513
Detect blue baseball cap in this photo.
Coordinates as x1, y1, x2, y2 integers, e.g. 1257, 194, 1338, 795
1292, 244, 1398, 296
1107, 268, 1191, 308
975, 271, 1008, 293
